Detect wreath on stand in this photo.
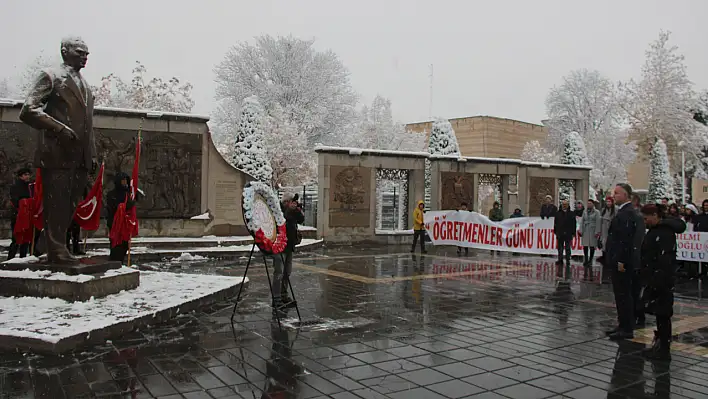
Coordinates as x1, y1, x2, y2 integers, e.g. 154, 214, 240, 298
242, 181, 287, 254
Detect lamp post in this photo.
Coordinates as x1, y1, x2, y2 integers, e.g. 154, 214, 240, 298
682, 150, 686, 204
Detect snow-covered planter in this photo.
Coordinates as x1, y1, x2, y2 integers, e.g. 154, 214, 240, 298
242, 181, 287, 254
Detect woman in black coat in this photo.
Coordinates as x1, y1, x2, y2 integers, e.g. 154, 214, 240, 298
639, 204, 686, 361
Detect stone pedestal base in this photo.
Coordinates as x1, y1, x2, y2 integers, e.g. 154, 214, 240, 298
0, 264, 139, 302
2, 257, 122, 275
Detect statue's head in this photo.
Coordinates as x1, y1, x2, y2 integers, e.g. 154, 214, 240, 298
60, 36, 89, 71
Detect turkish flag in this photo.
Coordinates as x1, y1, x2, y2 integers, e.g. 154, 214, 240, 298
73, 163, 104, 231
30, 169, 43, 231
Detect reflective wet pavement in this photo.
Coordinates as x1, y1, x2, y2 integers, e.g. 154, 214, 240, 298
2, 246, 708, 398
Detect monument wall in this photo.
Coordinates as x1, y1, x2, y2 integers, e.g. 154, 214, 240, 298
0, 101, 250, 237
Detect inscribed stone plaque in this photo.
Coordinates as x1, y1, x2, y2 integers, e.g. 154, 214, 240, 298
528, 177, 555, 216
329, 166, 371, 227
215, 181, 241, 222
440, 172, 474, 210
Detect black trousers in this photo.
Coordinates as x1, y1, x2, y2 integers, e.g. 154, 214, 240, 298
7, 218, 28, 260
411, 230, 426, 252
41, 168, 88, 262
66, 220, 81, 252
109, 241, 130, 263
632, 271, 645, 323
556, 236, 572, 264
612, 268, 635, 333
583, 246, 595, 264
644, 286, 673, 342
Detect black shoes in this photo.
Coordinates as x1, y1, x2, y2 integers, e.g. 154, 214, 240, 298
605, 326, 621, 336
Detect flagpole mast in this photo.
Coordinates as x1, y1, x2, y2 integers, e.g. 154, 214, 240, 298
126, 123, 142, 267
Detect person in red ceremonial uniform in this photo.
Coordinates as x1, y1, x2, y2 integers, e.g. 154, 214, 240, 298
7, 168, 32, 260
106, 172, 137, 262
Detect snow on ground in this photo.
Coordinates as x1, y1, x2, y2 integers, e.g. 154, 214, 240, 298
170, 253, 208, 262
0, 266, 136, 283
2, 256, 41, 265
298, 225, 317, 231
0, 272, 248, 343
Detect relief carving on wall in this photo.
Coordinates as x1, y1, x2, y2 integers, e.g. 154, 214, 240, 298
440, 172, 474, 210
1, 121, 202, 219
329, 166, 371, 227
528, 177, 555, 216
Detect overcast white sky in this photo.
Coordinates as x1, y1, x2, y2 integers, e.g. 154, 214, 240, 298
1, 0, 706, 125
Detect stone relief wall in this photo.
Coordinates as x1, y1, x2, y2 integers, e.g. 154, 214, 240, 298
528, 176, 555, 216
0, 118, 202, 220
440, 172, 474, 210
329, 166, 371, 227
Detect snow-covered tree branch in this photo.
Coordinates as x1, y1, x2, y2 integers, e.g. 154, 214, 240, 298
619, 30, 707, 178
520, 140, 558, 163
231, 96, 273, 183
92, 61, 195, 113
214, 35, 358, 145
648, 138, 675, 202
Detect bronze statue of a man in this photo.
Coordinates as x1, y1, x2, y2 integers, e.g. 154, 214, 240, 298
20, 37, 97, 265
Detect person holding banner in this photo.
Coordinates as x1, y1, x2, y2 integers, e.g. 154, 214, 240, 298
411, 200, 427, 254
554, 200, 576, 268
540, 195, 557, 219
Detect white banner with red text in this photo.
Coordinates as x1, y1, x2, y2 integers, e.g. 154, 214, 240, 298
423, 210, 705, 262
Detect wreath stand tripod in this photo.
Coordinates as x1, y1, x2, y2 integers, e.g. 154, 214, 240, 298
230, 244, 302, 329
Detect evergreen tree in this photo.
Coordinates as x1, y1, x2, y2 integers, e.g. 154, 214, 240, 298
559, 131, 588, 200
648, 138, 675, 203
425, 118, 460, 206
232, 96, 273, 183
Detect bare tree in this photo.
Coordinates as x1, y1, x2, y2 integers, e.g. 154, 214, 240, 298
214, 35, 358, 145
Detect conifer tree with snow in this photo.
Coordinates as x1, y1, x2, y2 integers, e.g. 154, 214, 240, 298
232, 96, 273, 183
425, 118, 460, 205
648, 138, 674, 203
559, 131, 588, 200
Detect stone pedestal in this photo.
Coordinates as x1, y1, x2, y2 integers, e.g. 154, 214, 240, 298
2, 257, 122, 275
0, 257, 139, 301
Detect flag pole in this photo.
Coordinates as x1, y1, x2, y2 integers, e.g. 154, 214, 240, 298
30, 227, 35, 256
127, 240, 132, 267
83, 231, 88, 253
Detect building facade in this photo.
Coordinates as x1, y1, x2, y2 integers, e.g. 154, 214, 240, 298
406, 116, 548, 158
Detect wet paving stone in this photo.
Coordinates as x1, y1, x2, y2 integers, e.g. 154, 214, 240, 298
3, 247, 708, 398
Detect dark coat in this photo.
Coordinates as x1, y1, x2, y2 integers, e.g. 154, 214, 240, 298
605, 203, 639, 270
105, 172, 136, 231
641, 217, 686, 289
540, 204, 557, 219
282, 204, 305, 251
9, 179, 31, 213
553, 209, 577, 239
19, 64, 96, 169
693, 212, 708, 232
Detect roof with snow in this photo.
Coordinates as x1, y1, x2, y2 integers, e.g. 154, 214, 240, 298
314, 146, 593, 169
0, 98, 210, 122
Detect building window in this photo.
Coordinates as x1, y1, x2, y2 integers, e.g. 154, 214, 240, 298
703, 186, 708, 193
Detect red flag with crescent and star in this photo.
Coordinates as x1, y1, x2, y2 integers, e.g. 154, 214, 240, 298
73, 163, 104, 231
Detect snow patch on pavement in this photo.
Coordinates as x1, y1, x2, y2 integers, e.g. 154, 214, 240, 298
0, 272, 248, 343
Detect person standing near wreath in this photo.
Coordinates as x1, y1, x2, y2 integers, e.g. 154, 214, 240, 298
273, 192, 304, 309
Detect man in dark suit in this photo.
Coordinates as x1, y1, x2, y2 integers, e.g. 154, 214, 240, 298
554, 199, 576, 268
604, 183, 640, 340
19, 37, 97, 265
